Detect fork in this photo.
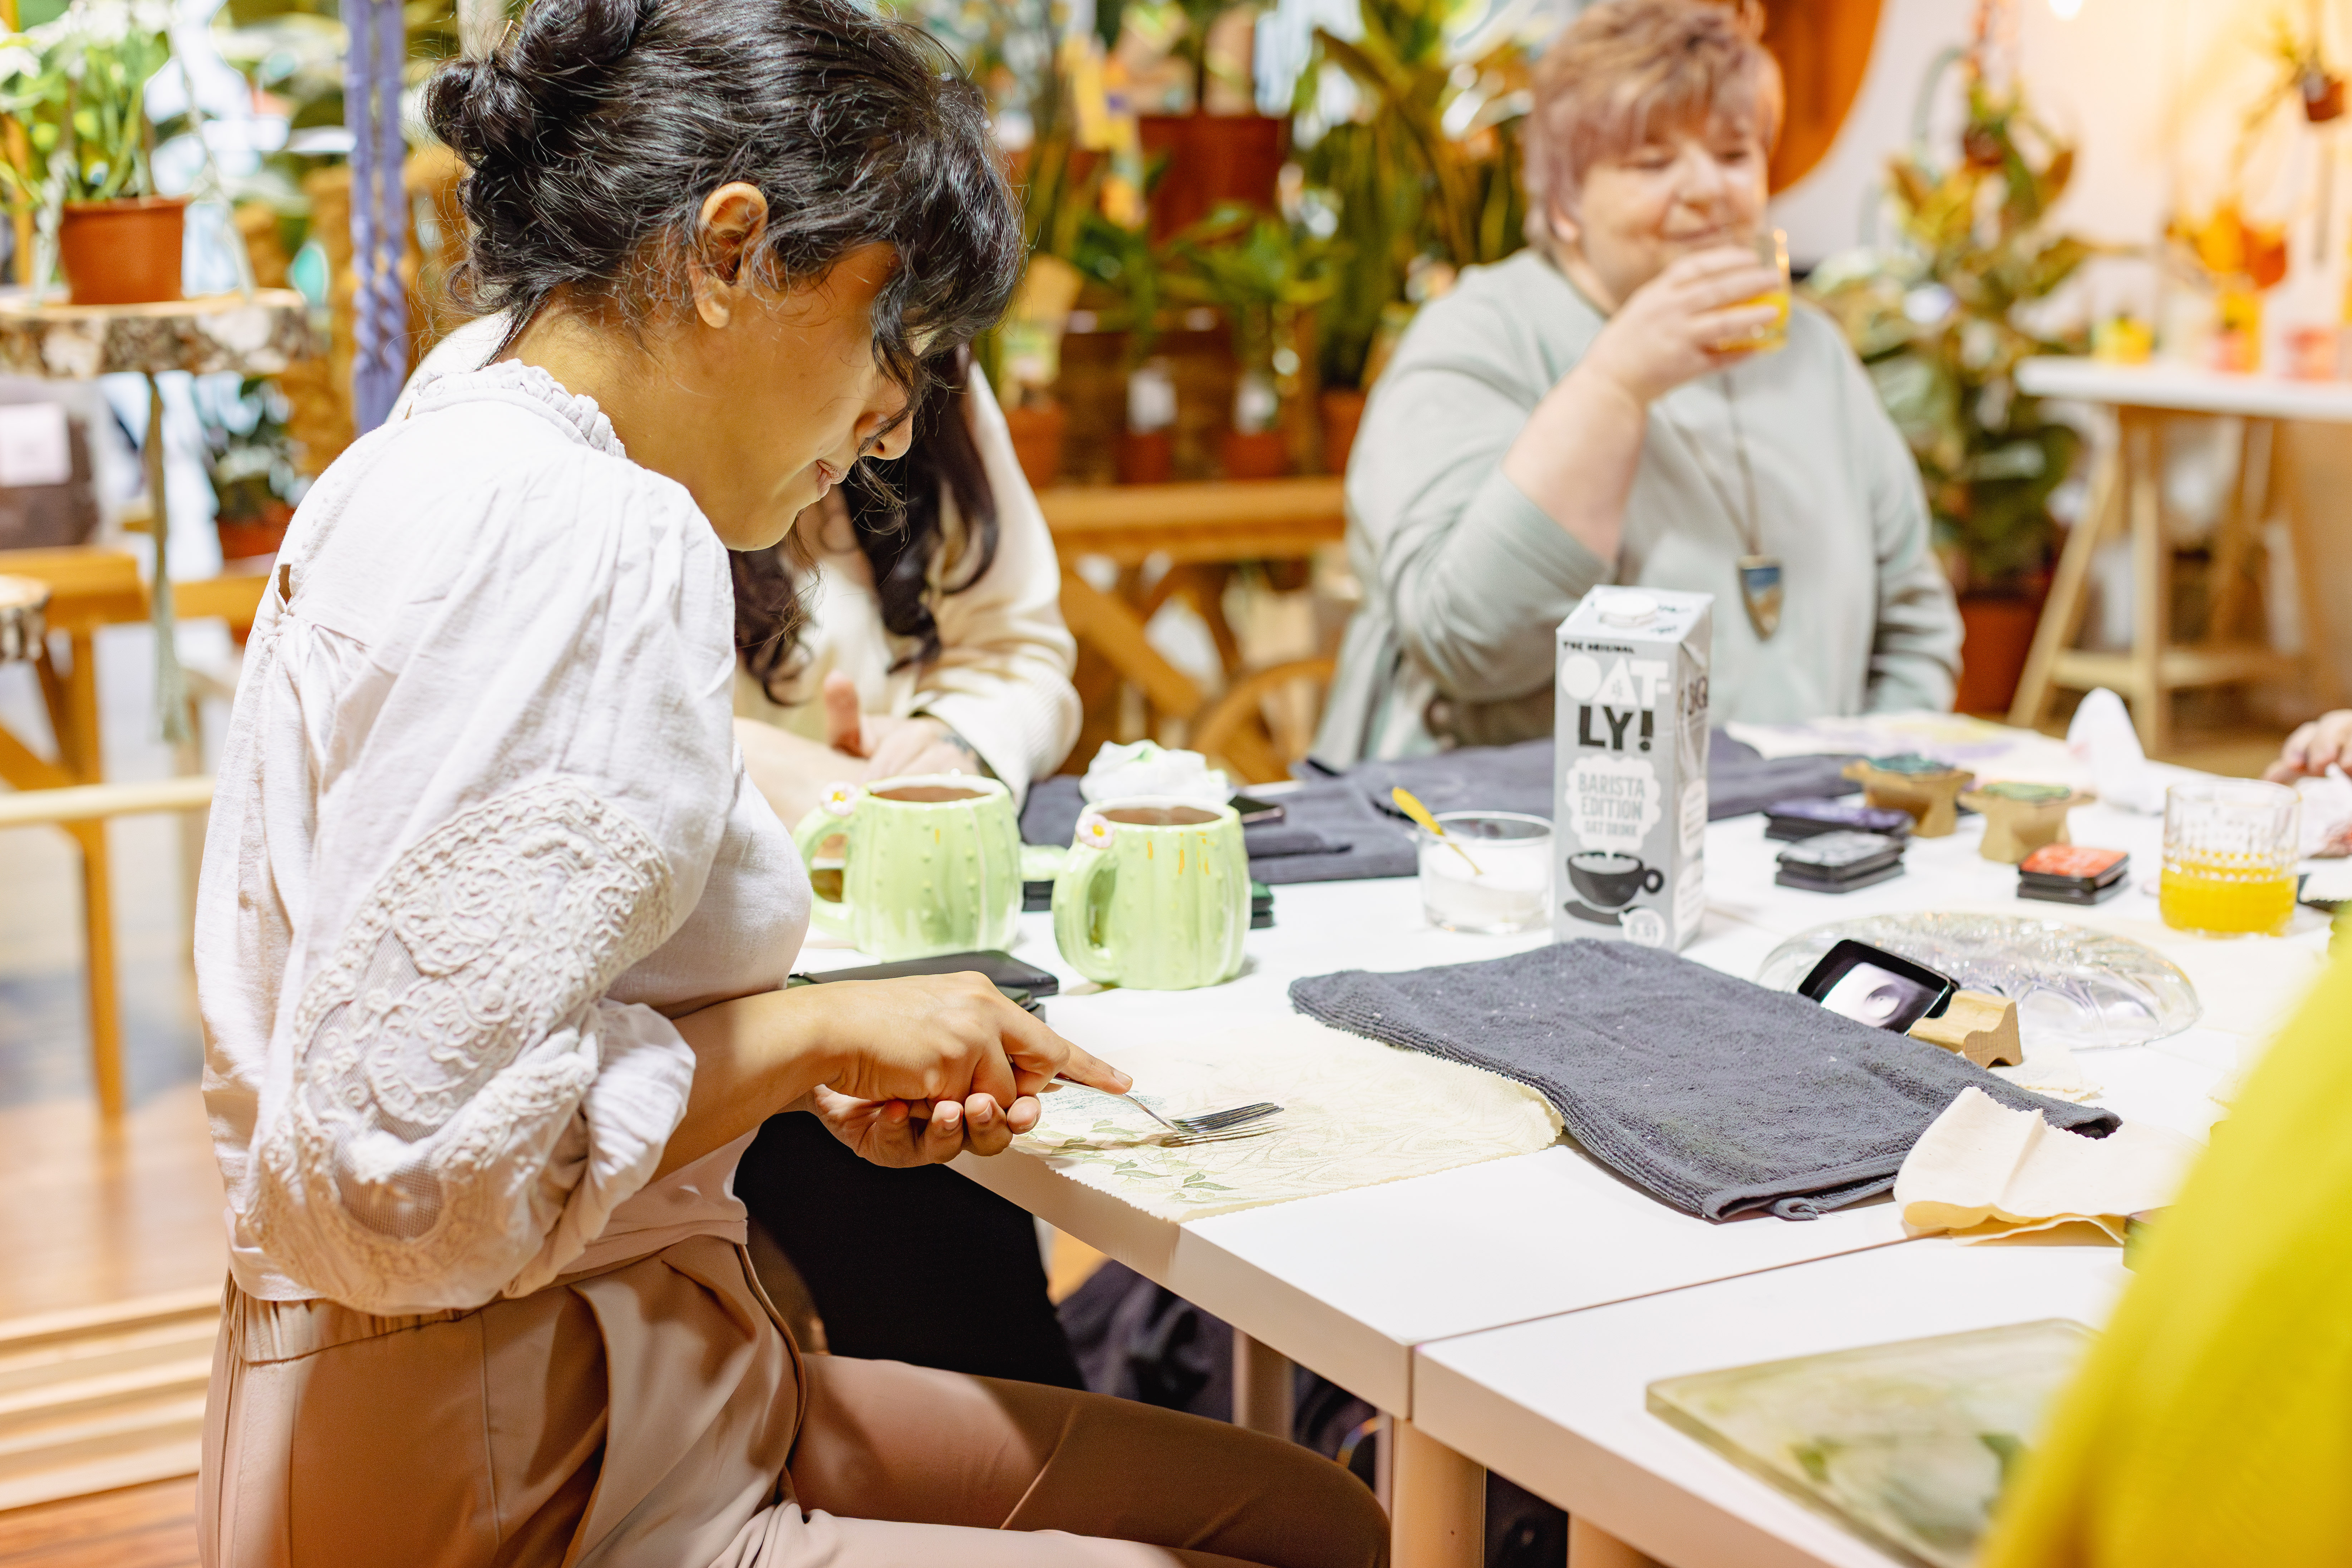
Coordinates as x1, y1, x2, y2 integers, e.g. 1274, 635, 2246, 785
1061, 1080, 1283, 1140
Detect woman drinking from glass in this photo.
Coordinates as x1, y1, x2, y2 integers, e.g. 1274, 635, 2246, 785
1313, 0, 1961, 766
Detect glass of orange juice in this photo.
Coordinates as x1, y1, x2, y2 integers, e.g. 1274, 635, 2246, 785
1723, 227, 1791, 354
2159, 780, 2301, 938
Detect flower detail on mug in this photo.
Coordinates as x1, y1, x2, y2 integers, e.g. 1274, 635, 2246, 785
821, 783, 858, 819
1075, 811, 1116, 850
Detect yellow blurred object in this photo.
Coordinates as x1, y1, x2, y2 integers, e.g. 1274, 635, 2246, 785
2091, 315, 2152, 364
1979, 951, 2352, 1567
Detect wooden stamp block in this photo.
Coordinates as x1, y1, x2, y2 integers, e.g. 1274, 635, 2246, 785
1908, 989, 2024, 1069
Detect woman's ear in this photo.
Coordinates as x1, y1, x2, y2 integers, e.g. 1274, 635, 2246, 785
1546, 199, 1581, 255
689, 181, 770, 329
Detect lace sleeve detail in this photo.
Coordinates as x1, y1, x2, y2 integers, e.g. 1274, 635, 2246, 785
250, 778, 691, 1312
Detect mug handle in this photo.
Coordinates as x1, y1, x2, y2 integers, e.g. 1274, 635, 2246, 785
1640, 867, 1664, 895
1052, 841, 1121, 985
792, 803, 857, 941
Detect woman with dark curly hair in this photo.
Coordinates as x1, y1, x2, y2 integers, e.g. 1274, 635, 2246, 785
194, 1, 1386, 1563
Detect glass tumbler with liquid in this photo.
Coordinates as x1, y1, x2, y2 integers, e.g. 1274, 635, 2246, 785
1724, 227, 1791, 354
2159, 780, 2300, 937
1417, 811, 1553, 935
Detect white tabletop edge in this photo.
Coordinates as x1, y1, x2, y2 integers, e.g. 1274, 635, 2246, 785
2015, 355, 2352, 421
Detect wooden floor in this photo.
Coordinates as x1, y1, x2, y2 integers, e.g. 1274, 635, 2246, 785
0, 1088, 223, 1323
0, 1480, 197, 1568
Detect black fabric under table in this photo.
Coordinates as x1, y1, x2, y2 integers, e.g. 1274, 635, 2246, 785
734, 1111, 1086, 1388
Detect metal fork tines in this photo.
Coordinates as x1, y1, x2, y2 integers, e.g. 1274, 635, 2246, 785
1115, 1093, 1283, 1140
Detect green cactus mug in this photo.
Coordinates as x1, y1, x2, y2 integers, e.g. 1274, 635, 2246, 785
1052, 798, 1249, 990
793, 775, 1022, 959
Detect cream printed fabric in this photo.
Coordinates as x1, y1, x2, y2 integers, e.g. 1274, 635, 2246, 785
1895, 1087, 2201, 1243
1014, 1016, 1562, 1222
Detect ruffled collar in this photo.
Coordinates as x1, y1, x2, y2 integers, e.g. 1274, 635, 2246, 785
405, 359, 628, 460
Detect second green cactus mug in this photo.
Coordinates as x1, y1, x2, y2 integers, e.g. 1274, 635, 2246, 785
793, 774, 1022, 958
1052, 798, 1249, 989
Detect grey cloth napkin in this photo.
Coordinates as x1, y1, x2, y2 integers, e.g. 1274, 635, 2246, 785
1336, 731, 1860, 827
1019, 776, 1417, 884
1289, 941, 2120, 1222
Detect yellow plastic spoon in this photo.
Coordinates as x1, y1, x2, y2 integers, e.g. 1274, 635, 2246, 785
1391, 786, 1483, 876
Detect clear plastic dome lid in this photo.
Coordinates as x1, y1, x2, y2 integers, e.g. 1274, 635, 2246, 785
1757, 913, 2199, 1051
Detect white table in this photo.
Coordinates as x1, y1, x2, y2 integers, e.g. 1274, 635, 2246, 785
2008, 356, 2346, 751
1413, 1242, 2132, 1568
798, 795, 2328, 1568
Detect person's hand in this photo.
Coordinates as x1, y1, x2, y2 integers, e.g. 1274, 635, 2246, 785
798, 971, 1130, 1166
804, 1084, 1021, 1167
820, 669, 983, 782
736, 715, 871, 826
2266, 709, 2352, 782
1576, 245, 1785, 408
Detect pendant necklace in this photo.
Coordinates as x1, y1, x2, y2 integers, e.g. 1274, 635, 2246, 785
1667, 371, 1781, 640
1719, 375, 1781, 640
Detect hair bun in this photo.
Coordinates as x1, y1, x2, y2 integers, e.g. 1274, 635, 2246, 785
425, 0, 649, 165
423, 56, 538, 165
510, 0, 650, 94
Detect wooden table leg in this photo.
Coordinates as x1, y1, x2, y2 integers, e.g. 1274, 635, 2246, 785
1056, 567, 1206, 723
2270, 421, 2349, 712
50, 630, 123, 1117
1568, 1515, 1663, 1568
63, 817, 123, 1116
1230, 1329, 1295, 1439
2124, 411, 2171, 756
2010, 416, 2122, 732
1386, 1416, 1484, 1568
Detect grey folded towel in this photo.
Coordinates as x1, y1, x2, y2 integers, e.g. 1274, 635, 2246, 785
1289, 941, 2119, 1222
1019, 776, 1415, 883
1338, 731, 1860, 827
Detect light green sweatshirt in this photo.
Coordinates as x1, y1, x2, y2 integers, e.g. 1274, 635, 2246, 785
1312, 249, 1962, 767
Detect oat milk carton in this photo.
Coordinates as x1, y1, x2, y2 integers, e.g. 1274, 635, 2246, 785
1553, 588, 1712, 950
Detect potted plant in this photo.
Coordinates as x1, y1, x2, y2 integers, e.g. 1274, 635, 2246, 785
0, 0, 185, 305
1076, 208, 1178, 481
1166, 202, 1334, 480
1805, 58, 2092, 716
1137, 0, 1287, 240
198, 375, 307, 561
1290, 0, 1531, 472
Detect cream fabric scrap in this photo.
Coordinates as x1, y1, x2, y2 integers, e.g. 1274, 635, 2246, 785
1895, 1087, 2202, 1243
1014, 1016, 1563, 1223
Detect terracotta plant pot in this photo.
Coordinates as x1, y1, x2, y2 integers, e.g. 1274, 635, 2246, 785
1320, 388, 1367, 477
1118, 429, 1174, 484
1954, 593, 2044, 716
1137, 114, 1287, 240
1221, 428, 1289, 481
58, 195, 190, 306
1002, 397, 1068, 492
217, 500, 295, 562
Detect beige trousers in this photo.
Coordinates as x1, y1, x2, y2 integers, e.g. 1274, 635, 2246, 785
200, 1235, 1387, 1568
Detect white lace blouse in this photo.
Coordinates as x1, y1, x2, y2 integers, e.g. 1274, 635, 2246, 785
194, 364, 811, 1316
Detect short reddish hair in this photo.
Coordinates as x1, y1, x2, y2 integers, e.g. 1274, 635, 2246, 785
1522, 0, 1783, 221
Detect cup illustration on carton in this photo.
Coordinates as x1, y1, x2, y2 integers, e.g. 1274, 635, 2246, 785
1553, 588, 1713, 950
1564, 851, 1664, 914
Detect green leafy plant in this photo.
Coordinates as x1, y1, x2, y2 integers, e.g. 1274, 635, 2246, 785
0, 0, 175, 210
1074, 206, 1168, 371
1166, 200, 1336, 380
1804, 64, 2092, 595
196, 374, 308, 524
1291, 0, 1530, 389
